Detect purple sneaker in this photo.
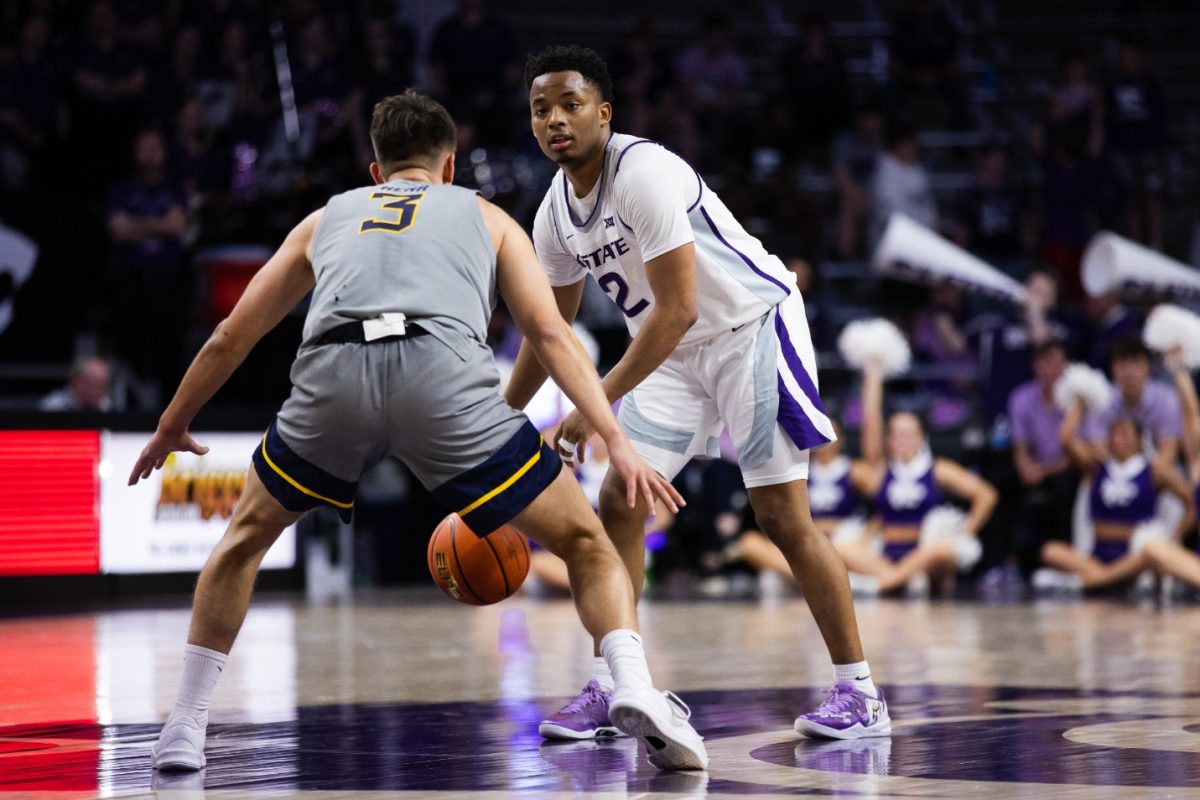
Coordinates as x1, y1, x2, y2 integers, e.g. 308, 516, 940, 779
794, 682, 891, 740
539, 680, 623, 740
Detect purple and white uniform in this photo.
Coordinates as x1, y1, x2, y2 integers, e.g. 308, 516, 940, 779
809, 456, 857, 520
1089, 455, 1155, 564
874, 449, 941, 562
533, 132, 834, 487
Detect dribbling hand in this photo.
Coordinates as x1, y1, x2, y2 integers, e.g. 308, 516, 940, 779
128, 429, 209, 486
550, 410, 594, 469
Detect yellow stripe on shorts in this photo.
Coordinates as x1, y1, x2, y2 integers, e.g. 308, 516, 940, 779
457, 439, 545, 517
260, 434, 354, 509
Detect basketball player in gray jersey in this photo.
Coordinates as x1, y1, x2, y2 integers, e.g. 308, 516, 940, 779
129, 91, 708, 772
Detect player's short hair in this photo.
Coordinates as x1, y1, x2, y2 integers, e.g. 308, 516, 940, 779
1111, 336, 1151, 364
523, 45, 614, 103
369, 90, 456, 172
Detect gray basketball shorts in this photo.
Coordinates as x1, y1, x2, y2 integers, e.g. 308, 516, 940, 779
252, 328, 561, 533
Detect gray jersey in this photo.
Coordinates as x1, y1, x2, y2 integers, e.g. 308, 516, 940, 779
304, 180, 495, 347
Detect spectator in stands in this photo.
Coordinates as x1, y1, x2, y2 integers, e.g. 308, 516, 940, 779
888, 0, 968, 129
1084, 292, 1139, 368
0, 15, 60, 194
871, 121, 937, 246
832, 103, 885, 259
428, 0, 518, 147
141, 24, 203, 126
195, 18, 268, 133
350, 17, 417, 170
1084, 337, 1182, 473
1038, 127, 1122, 303
71, 0, 148, 180
974, 270, 1086, 428
1104, 35, 1167, 250
290, 16, 354, 172
779, 12, 851, 160
106, 128, 192, 402
946, 143, 1031, 266
39, 356, 115, 413
1046, 47, 1103, 160
170, 96, 224, 199
609, 15, 674, 143
912, 284, 976, 412
677, 13, 749, 167
1008, 339, 1075, 572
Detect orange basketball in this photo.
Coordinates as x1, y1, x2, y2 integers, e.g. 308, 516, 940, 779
427, 513, 531, 605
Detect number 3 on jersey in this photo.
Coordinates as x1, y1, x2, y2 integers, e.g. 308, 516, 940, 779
359, 192, 423, 234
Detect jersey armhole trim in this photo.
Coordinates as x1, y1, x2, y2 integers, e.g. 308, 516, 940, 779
547, 192, 572, 252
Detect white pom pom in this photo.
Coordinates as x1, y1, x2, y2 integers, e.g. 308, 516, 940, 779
920, 505, 967, 544
919, 506, 980, 571
1130, 522, 1170, 555
952, 536, 982, 572
831, 518, 867, 545
1053, 363, 1113, 413
1143, 304, 1200, 369
837, 318, 911, 377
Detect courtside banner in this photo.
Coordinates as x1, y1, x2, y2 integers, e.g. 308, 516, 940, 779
100, 432, 296, 573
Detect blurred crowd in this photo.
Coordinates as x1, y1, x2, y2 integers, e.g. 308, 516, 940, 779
2, 0, 1196, 592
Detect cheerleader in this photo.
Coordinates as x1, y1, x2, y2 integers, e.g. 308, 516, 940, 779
837, 360, 998, 594
1039, 400, 1195, 590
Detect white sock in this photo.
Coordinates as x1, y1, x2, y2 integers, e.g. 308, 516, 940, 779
170, 644, 227, 727
599, 629, 653, 694
592, 656, 615, 691
833, 661, 877, 698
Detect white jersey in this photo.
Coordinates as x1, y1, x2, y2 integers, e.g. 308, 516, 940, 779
532, 132, 795, 346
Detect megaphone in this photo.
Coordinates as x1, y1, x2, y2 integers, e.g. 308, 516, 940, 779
1082, 231, 1200, 299
872, 213, 1028, 304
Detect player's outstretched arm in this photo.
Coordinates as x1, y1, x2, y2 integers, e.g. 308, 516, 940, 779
488, 200, 682, 512
128, 209, 321, 485
504, 279, 585, 410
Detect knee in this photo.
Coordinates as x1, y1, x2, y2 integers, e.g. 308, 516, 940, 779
1140, 539, 1167, 570
217, 503, 284, 562
598, 474, 645, 524
751, 500, 810, 546
543, 516, 608, 561
1040, 540, 1067, 560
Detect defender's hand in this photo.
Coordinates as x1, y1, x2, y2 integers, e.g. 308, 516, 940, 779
128, 429, 209, 485
605, 436, 685, 514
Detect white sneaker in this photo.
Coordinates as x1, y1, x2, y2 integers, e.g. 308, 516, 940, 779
151, 714, 207, 771
1031, 568, 1083, 593
847, 573, 881, 598
608, 688, 708, 771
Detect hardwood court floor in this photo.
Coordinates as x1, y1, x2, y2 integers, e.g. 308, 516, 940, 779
2, 589, 1199, 798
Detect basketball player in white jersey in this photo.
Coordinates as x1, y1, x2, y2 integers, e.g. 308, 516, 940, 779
505, 46, 890, 741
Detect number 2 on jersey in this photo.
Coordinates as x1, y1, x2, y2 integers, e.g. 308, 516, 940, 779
598, 272, 650, 318
359, 192, 423, 234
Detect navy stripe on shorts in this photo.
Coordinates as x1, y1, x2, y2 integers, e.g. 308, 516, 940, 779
252, 419, 357, 522
431, 421, 562, 536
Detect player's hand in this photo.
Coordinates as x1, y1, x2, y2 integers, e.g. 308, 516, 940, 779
128, 428, 209, 486
605, 436, 685, 514
551, 410, 594, 469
